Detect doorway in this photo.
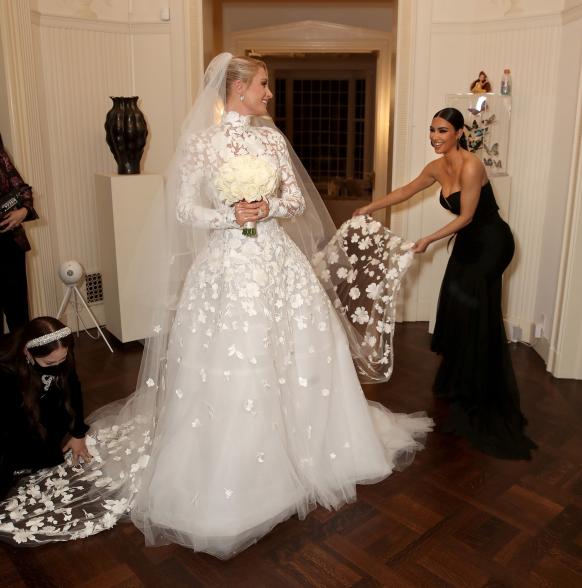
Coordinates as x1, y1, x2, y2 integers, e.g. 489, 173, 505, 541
263, 53, 376, 225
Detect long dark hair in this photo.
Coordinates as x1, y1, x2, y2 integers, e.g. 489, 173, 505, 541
433, 107, 468, 150
0, 317, 76, 437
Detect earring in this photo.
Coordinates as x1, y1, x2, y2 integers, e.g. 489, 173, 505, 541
25, 354, 33, 366
239, 95, 245, 102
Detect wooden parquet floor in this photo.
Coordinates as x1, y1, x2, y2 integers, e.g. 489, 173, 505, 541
1, 322, 581, 587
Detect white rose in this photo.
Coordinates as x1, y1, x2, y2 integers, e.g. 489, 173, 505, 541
215, 155, 279, 205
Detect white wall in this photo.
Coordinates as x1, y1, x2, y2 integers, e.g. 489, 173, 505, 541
564, 0, 582, 10
32, 0, 171, 22
535, 15, 582, 346
0, 33, 12, 153
433, 0, 565, 22
30, 3, 176, 322
222, 2, 394, 52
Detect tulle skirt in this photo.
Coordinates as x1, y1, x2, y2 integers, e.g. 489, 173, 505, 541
0, 221, 433, 557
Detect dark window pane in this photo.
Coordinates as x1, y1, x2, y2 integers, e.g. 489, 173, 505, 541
287, 74, 370, 186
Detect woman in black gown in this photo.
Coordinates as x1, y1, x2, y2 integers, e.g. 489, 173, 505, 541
0, 316, 91, 497
354, 107, 536, 460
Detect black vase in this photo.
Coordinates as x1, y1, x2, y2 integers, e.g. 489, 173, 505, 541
104, 96, 148, 175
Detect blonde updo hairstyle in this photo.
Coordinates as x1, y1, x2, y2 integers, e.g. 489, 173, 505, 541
225, 56, 268, 99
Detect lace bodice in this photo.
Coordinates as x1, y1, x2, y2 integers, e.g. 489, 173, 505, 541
176, 111, 305, 228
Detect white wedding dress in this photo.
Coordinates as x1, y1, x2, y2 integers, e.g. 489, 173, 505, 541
0, 111, 432, 558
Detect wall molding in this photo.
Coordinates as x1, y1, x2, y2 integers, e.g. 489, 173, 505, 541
432, 11, 562, 33
392, 0, 417, 320
548, 56, 582, 379
432, 4, 582, 32
563, 3, 582, 25
129, 22, 171, 35
231, 20, 390, 51
31, 11, 170, 35
392, 0, 436, 322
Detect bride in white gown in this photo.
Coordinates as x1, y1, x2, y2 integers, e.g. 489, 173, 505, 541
0, 54, 432, 558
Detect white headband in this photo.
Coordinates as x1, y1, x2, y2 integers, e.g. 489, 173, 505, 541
25, 326, 72, 349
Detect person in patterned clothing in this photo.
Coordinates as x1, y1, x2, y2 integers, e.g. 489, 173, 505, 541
0, 133, 38, 334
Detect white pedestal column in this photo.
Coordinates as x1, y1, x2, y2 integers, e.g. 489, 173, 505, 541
95, 174, 165, 343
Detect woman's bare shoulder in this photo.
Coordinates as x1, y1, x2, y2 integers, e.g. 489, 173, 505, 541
461, 152, 487, 183
424, 158, 443, 177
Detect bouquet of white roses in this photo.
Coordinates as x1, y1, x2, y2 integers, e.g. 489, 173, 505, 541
215, 154, 279, 236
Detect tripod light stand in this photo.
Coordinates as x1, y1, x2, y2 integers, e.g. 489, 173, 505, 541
56, 260, 114, 353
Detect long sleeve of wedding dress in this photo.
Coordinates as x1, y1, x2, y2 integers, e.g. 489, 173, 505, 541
264, 130, 305, 219
176, 134, 239, 228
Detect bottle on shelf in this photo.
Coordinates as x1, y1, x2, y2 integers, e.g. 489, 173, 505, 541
500, 68, 512, 96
